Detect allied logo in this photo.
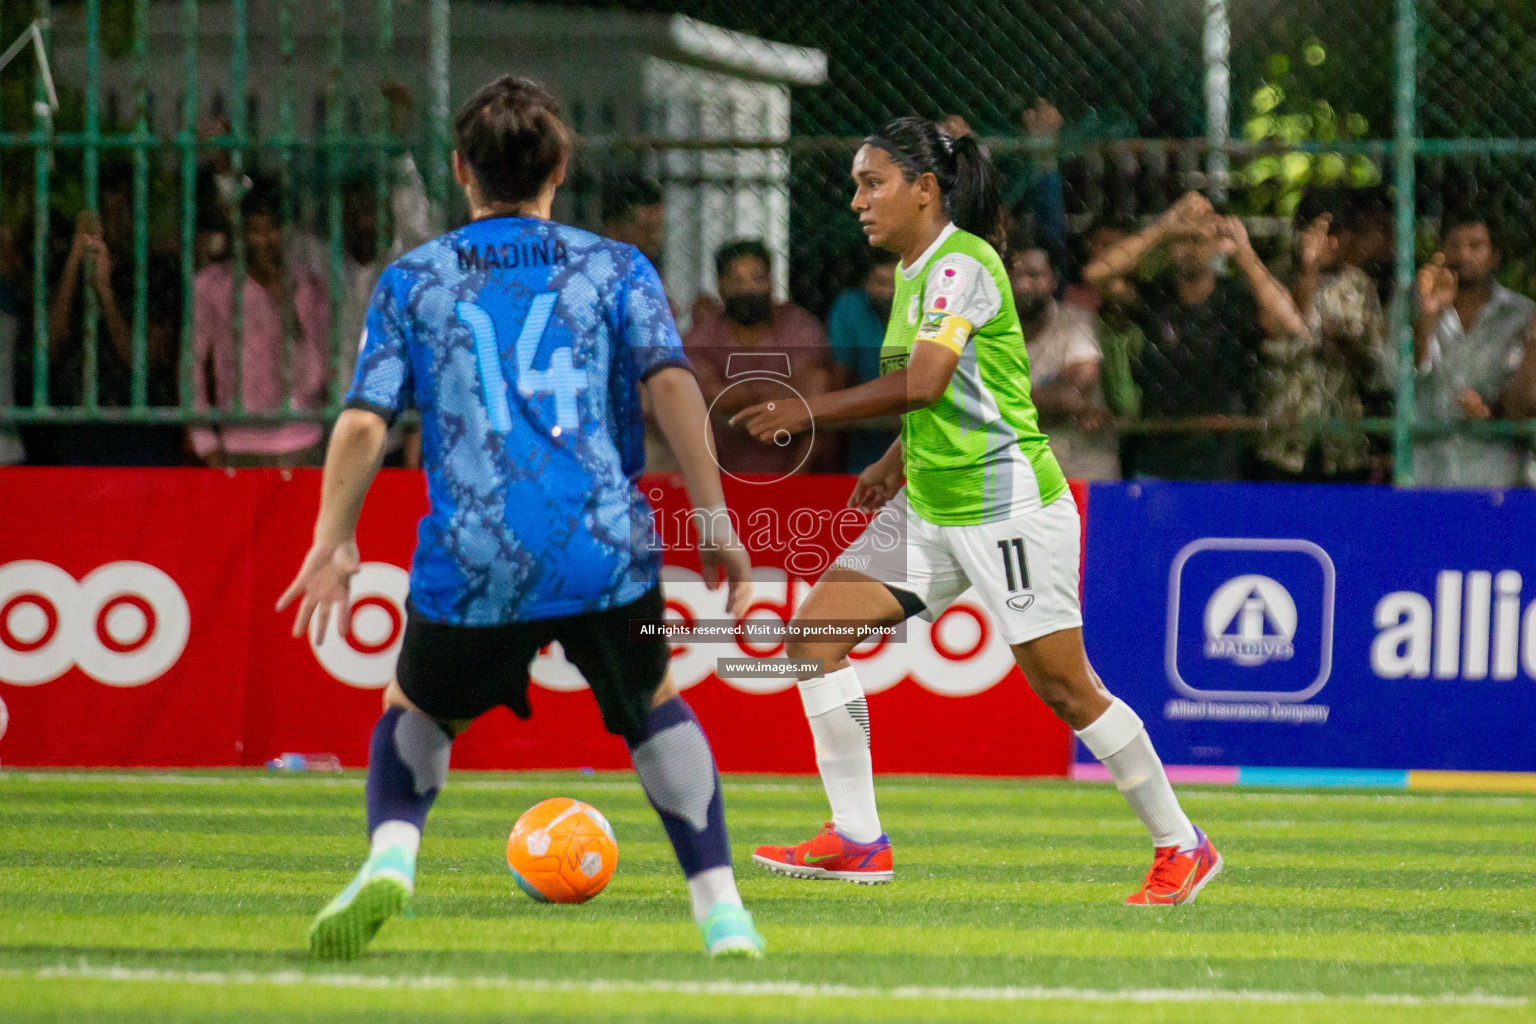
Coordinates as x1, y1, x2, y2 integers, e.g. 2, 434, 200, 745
1167, 538, 1335, 703
1006, 594, 1036, 612
1202, 575, 1296, 666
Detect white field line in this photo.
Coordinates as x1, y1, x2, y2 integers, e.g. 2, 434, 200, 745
0, 964, 1527, 1009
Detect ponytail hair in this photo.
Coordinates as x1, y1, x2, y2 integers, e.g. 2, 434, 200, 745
863, 116, 1008, 259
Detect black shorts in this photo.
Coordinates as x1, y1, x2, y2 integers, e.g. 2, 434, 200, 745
395, 585, 669, 740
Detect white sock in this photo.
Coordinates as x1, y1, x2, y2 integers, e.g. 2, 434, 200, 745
370, 820, 422, 860
799, 667, 882, 843
1075, 698, 1198, 851
687, 865, 742, 923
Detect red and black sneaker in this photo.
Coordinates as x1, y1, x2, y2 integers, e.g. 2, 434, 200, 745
752, 823, 893, 884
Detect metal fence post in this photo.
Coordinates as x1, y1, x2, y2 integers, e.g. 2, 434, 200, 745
130, 0, 149, 410
82, 0, 100, 414
1391, 0, 1418, 485
427, 0, 450, 218
278, 0, 296, 414
1203, 0, 1230, 202
30, 0, 51, 413
324, 0, 345, 413
229, 0, 248, 416
177, 0, 198, 418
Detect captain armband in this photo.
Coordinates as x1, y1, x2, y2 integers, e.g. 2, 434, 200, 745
914, 311, 973, 355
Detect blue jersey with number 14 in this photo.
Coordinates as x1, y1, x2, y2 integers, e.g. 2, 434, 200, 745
346, 216, 688, 626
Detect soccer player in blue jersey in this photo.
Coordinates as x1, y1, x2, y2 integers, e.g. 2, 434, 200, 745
277, 76, 764, 959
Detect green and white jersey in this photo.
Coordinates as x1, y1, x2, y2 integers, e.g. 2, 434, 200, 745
879, 224, 1066, 526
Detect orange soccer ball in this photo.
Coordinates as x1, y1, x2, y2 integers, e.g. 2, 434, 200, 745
506, 797, 618, 903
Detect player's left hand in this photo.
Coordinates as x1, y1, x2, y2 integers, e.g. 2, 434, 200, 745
1457, 388, 1494, 419
729, 400, 811, 443
276, 538, 361, 640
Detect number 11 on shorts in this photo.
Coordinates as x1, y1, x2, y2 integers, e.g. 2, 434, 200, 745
997, 538, 1030, 593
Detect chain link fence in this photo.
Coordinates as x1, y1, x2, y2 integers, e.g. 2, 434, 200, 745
0, 0, 1533, 484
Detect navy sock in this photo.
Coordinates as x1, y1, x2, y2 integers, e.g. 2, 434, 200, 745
625, 698, 731, 877
365, 706, 453, 835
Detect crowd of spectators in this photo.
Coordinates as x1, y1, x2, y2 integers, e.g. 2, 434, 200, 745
4, 96, 1536, 489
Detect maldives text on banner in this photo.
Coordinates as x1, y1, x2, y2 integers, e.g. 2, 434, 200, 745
1081, 481, 1536, 774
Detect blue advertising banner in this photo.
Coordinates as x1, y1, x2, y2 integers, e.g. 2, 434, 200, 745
1082, 482, 1536, 772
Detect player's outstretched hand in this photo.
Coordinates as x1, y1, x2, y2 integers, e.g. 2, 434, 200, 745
848, 459, 903, 514
276, 538, 361, 641
728, 400, 811, 444
701, 542, 754, 620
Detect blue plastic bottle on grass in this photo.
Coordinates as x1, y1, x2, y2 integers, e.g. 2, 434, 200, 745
266, 753, 342, 773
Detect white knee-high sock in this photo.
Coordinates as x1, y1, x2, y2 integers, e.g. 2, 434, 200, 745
797, 667, 882, 843
1075, 698, 1198, 851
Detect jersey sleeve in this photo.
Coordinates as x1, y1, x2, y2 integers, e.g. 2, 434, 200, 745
916, 252, 1003, 354
619, 251, 691, 381
345, 266, 413, 424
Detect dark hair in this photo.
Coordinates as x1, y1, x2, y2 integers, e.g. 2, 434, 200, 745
1337, 186, 1392, 233
602, 168, 663, 226
1004, 231, 1067, 284
454, 75, 571, 205
1443, 207, 1503, 253
240, 174, 282, 222
714, 238, 771, 281
1294, 187, 1345, 233
864, 115, 1007, 258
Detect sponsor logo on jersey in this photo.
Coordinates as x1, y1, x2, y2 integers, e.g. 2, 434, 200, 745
1006, 594, 1036, 612
907, 295, 920, 324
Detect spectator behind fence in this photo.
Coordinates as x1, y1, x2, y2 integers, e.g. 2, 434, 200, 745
1085, 191, 1306, 480
322, 83, 434, 469
1413, 212, 1536, 488
684, 239, 831, 478
192, 177, 329, 468
602, 168, 666, 271
602, 169, 682, 474
1256, 195, 1389, 482
1007, 237, 1119, 479
35, 166, 185, 465
1338, 186, 1395, 306
1067, 217, 1145, 437
826, 247, 900, 472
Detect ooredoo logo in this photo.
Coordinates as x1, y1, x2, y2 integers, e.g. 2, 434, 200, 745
309, 562, 410, 688
0, 560, 191, 686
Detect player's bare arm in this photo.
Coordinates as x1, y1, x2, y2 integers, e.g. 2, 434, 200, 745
644, 365, 753, 619
276, 408, 389, 641
729, 339, 959, 439
847, 438, 904, 513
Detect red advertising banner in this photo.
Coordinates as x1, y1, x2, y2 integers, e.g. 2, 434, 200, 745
0, 467, 1077, 776
0, 468, 255, 766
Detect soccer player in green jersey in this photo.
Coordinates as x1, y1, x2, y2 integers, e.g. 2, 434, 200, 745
732, 118, 1221, 904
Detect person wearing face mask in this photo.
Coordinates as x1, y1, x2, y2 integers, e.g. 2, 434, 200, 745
827, 247, 901, 472
1008, 237, 1119, 480
683, 238, 831, 477
1085, 191, 1305, 480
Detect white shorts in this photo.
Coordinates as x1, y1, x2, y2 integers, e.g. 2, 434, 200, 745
837, 489, 1084, 646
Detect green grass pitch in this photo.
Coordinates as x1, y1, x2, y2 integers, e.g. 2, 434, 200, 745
1, 769, 1533, 1023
